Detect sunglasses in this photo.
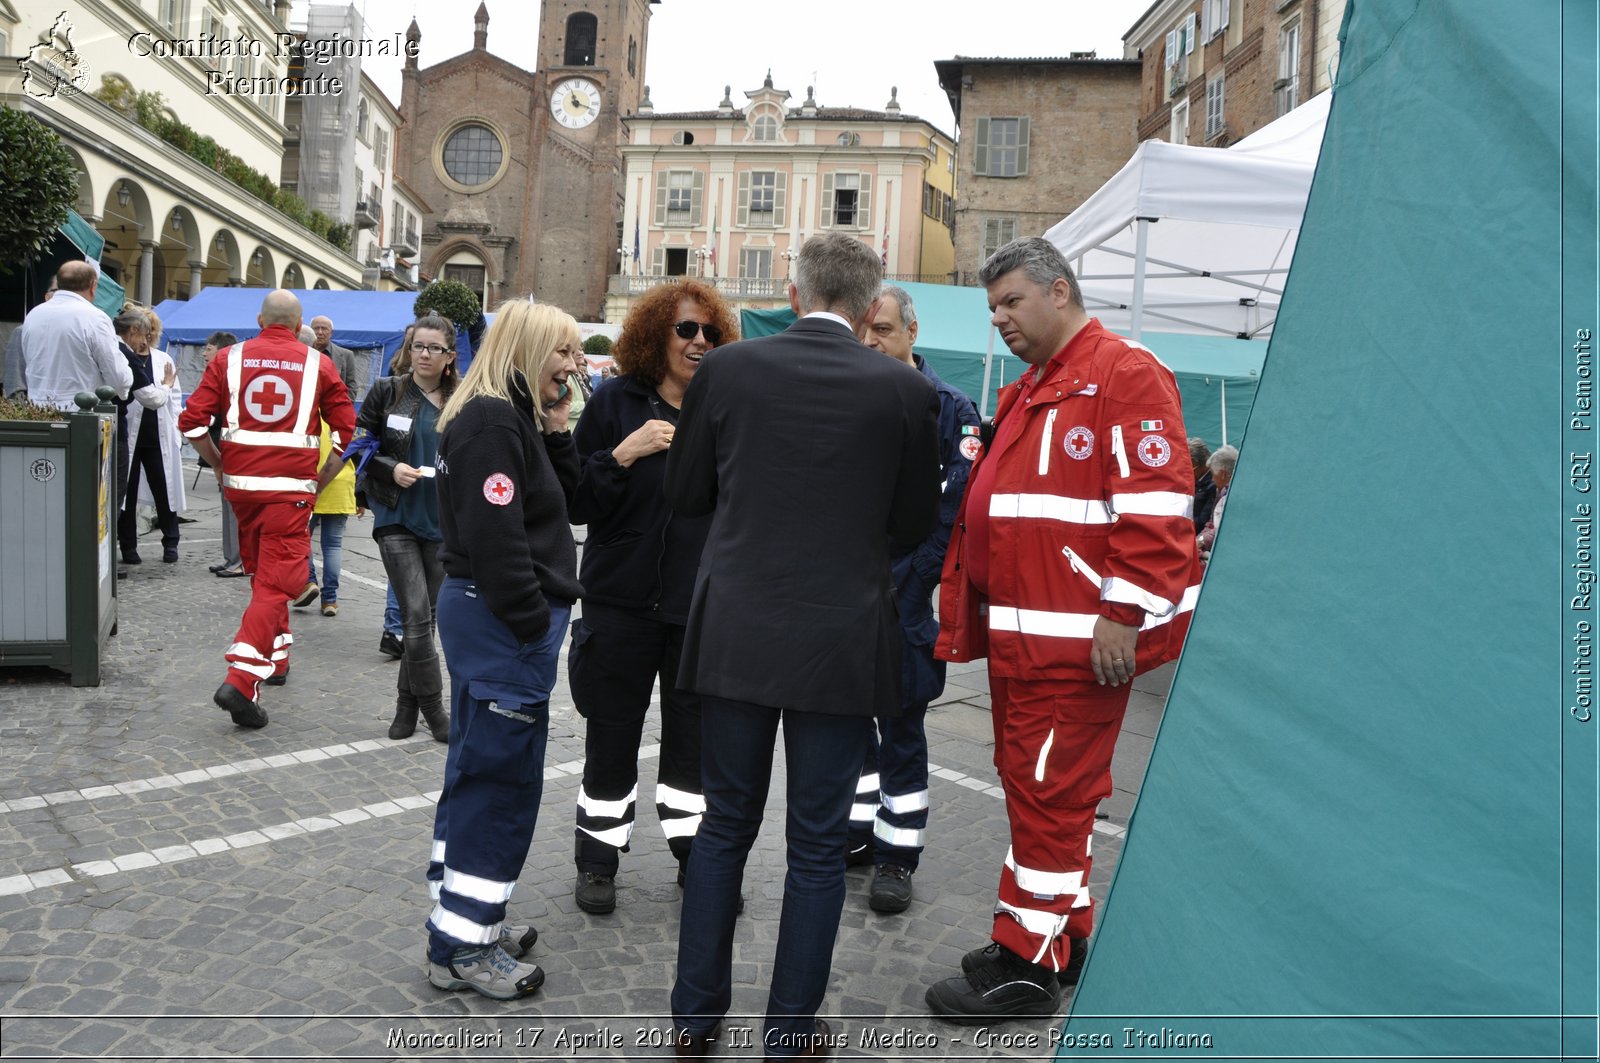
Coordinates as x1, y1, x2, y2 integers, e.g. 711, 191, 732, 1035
673, 320, 722, 345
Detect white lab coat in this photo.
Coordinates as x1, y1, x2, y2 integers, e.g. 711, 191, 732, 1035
125, 348, 187, 513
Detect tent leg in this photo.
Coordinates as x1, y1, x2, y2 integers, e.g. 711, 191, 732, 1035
1221, 379, 1228, 446
1129, 217, 1153, 341
980, 326, 997, 419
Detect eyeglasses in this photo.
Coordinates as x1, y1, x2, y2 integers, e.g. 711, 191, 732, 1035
673, 320, 722, 345
409, 342, 452, 355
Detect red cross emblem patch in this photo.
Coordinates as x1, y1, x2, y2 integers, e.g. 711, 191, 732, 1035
1063, 426, 1094, 460
958, 435, 981, 462
243, 374, 295, 424
483, 473, 515, 506
1137, 434, 1173, 468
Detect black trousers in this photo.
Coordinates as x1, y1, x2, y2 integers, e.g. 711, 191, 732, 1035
569, 602, 704, 875
118, 442, 179, 552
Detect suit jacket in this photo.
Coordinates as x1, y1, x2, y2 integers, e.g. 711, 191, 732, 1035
321, 341, 357, 401
666, 315, 942, 717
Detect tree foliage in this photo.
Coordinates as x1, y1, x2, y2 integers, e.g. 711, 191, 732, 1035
582, 333, 613, 358
414, 280, 483, 331
0, 105, 79, 270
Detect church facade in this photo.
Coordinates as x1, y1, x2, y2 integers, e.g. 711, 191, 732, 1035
395, 1, 655, 318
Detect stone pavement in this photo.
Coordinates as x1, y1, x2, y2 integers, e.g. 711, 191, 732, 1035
0, 467, 1172, 1061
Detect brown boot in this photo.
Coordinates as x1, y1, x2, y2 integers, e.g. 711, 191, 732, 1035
387, 700, 419, 740
419, 702, 450, 743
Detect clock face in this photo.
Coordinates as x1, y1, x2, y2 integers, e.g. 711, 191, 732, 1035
551, 77, 602, 129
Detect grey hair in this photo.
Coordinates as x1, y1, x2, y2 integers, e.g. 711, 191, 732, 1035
112, 309, 149, 337
878, 284, 916, 328
794, 233, 883, 323
978, 236, 1083, 309
1207, 445, 1238, 476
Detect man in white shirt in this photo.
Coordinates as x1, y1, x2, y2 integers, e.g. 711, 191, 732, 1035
20, 261, 132, 410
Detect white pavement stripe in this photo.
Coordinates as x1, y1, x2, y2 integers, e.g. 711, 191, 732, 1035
0, 738, 397, 815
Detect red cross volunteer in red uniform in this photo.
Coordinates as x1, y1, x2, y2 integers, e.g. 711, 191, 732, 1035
925, 238, 1202, 1024
178, 290, 356, 729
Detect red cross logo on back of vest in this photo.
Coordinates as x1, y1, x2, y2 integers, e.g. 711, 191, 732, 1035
1137, 434, 1172, 468
243, 374, 295, 424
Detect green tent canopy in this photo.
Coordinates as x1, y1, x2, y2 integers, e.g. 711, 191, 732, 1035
1054, 1, 1597, 1059
740, 280, 1262, 448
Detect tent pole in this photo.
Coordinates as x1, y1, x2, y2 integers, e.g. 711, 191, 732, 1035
1129, 216, 1152, 341
980, 326, 997, 418
1221, 379, 1229, 445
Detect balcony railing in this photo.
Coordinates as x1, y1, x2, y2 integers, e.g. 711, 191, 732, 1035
391, 227, 419, 257
353, 199, 379, 230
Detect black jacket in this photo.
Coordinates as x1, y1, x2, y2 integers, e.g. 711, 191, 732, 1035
356, 373, 427, 509
571, 374, 711, 623
1193, 469, 1219, 533
666, 315, 941, 718
436, 378, 583, 643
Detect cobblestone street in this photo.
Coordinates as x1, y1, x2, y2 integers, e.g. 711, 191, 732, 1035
0, 469, 1170, 1061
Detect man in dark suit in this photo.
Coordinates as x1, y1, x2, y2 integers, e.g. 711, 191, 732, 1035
666, 233, 941, 1059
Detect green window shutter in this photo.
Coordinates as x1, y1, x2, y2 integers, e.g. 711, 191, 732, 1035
690, 171, 705, 226
856, 174, 871, 232
974, 117, 990, 176
654, 177, 669, 226
736, 172, 751, 227
820, 173, 835, 228
1016, 118, 1030, 176
773, 172, 788, 227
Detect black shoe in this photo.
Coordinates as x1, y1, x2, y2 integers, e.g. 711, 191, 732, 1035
868, 864, 913, 913
121, 548, 142, 565
961, 937, 1087, 987
214, 684, 268, 729
575, 872, 616, 914
379, 631, 404, 659
162, 547, 178, 563
845, 841, 875, 868
927, 945, 1062, 1024
265, 666, 289, 687
673, 1023, 719, 1060
209, 562, 227, 573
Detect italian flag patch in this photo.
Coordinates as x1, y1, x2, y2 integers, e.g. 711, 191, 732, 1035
1140, 419, 1164, 431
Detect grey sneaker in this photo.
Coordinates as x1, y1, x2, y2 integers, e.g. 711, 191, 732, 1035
428, 944, 544, 1000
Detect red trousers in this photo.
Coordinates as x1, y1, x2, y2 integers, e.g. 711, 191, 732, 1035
988, 670, 1131, 971
224, 498, 312, 700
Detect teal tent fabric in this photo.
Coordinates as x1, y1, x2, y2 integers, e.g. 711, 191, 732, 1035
52, 210, 123, 318
740, 282, 1263, 446
1055, 1, 1596, 1060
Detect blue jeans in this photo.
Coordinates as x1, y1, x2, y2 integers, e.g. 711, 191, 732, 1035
426, 578, 570, 962
384, 584, 402, 638
672, 696, 870, 1056
307, 514, 348, 603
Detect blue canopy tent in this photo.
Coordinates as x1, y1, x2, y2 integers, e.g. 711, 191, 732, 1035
158, 288, 476, 399
740, 280, 1262, 448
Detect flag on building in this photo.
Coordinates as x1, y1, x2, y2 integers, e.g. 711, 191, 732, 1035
632, 205, 641, 272
707, 202, 718, 276
880, 204, 890, 266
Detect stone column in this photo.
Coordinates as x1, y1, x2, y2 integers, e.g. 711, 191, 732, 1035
188, 261, 204, 299
138, 241, 156, 305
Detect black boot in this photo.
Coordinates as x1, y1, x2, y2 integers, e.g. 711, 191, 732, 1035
419, 702, 450, 743
388, 699, 419, 740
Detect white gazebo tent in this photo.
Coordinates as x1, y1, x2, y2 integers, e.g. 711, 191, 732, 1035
1042, 91, 1330, 343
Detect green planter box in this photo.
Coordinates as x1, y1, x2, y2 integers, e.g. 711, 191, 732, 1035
0, 390, 118, 686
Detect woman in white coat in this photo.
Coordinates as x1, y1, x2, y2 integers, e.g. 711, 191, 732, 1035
117, 307, 186, 564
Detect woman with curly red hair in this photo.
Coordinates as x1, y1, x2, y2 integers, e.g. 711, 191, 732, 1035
566, 279, 738, 915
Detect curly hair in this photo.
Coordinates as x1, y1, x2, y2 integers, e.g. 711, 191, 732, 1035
612, 279, 738, 386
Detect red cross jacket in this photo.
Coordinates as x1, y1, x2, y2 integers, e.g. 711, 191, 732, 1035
935, 319, 1203, 681
178, 324, 356, 505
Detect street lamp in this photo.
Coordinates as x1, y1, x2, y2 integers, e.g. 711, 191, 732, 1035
617, 245, 629, 276
780, 248, 799, 277
693, 246, 714, 280
117, 181, 132, 208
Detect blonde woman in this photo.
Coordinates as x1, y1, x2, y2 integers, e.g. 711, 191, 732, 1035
422, 301, 584, 1001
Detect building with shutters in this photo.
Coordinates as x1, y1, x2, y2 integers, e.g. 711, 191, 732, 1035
933, 56, 1141, 284
608, 74, 956, 320
1125, 0, 1344, 148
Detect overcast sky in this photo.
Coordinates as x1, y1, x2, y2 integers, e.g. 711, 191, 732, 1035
308, 0, 1154, 134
